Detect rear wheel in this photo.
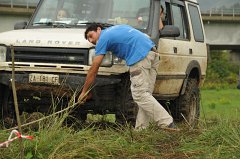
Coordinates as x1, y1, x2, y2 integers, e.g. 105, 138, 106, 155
171, 78, 200, 127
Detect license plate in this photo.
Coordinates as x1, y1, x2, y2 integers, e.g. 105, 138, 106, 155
29, 73, 60, 85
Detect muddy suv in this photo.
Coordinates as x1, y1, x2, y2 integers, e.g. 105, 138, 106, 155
0, 0, 207, 127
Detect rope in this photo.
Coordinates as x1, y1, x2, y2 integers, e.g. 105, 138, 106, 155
0, 130, 33, 148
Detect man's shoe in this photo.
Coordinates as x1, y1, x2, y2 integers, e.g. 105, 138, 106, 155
168, 122, 177, 128
161, 122, 180, 131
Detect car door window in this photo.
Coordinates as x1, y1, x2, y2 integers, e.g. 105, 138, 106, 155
188, 4, 204, 42
160, 0, 172, 26
171, 4, 189, 40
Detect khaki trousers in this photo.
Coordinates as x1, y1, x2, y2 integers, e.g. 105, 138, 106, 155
129, 51, 173, 129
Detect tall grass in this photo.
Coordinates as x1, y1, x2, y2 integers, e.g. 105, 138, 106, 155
178, 120, 240, 159
1, 89, 240, 158
178, 88, 240, 158
0, 120, 173, 158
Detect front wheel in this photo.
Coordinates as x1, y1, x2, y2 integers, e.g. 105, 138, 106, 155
115, 73, 138, 127
0, 84, 16, 128
171, 78, 200, 127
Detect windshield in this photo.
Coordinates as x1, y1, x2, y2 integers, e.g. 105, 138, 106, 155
31, 0, 150, 29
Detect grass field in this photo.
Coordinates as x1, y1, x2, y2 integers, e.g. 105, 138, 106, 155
0, 89, 240, 158
201, 89, 240, 120
180, 89, 240, 159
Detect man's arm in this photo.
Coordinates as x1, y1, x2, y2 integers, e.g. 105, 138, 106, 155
78, 54, 105, 102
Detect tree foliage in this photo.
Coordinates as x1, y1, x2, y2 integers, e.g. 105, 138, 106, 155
204, 50, 239, 89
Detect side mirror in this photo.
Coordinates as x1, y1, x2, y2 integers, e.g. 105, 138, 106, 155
14, 21, 27, 30
159, 25, 180, 38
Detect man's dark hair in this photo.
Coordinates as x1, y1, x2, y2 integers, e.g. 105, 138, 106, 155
84, 23, 104, 40
161, 5, 164, 13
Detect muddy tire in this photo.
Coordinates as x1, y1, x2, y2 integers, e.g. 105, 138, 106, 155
171, 78, 200, 127
0, 84, 16, 128
115, 73, 138, 127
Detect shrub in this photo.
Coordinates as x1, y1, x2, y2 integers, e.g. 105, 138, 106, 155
203, 50, 239, 89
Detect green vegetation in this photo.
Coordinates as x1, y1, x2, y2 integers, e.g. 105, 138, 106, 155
201, 89, 240, 120
182, 89, 240, 158
203, 50, 240, 89
1, 89, 240, 159
178, 121, 240, 159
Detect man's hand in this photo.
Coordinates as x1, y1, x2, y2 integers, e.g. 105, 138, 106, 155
78, 92, 92, 104
78, 92, 87, 104
77, 55, 104, 104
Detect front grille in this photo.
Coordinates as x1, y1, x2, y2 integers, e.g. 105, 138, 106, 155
6, 47, 89, 65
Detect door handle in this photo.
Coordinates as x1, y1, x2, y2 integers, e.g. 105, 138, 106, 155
173, 47, 177, 53
189, 48, 193, 54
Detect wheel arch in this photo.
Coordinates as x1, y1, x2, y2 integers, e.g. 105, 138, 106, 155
180, 60, 201, 95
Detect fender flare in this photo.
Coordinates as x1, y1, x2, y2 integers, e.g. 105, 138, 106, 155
180, 60, 201, 95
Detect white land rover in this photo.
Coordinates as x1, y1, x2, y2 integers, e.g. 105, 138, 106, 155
0, 0, 207, 127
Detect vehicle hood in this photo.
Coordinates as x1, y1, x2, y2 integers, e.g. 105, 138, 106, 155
0, 28, 93, 48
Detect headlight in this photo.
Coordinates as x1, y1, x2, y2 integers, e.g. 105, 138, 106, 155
88, 48, 113, 67
0, 46, 7, 62
113, 55, 126, 65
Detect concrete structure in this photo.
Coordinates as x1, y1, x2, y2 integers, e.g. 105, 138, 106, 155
201, 9, 240, 63
0, 9, 32, 32
202, 11, 240, 50
0, 0, 37, 32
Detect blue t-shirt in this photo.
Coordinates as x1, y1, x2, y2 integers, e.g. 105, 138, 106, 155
95, 25, 155, 66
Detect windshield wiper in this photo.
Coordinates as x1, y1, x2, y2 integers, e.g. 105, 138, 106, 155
77, 22, 114, 28
33, 21, 71, 28
33, 21, 55, 26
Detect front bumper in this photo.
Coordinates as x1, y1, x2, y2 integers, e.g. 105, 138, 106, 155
0, 71, 123, 113
0, 71, 121, 92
